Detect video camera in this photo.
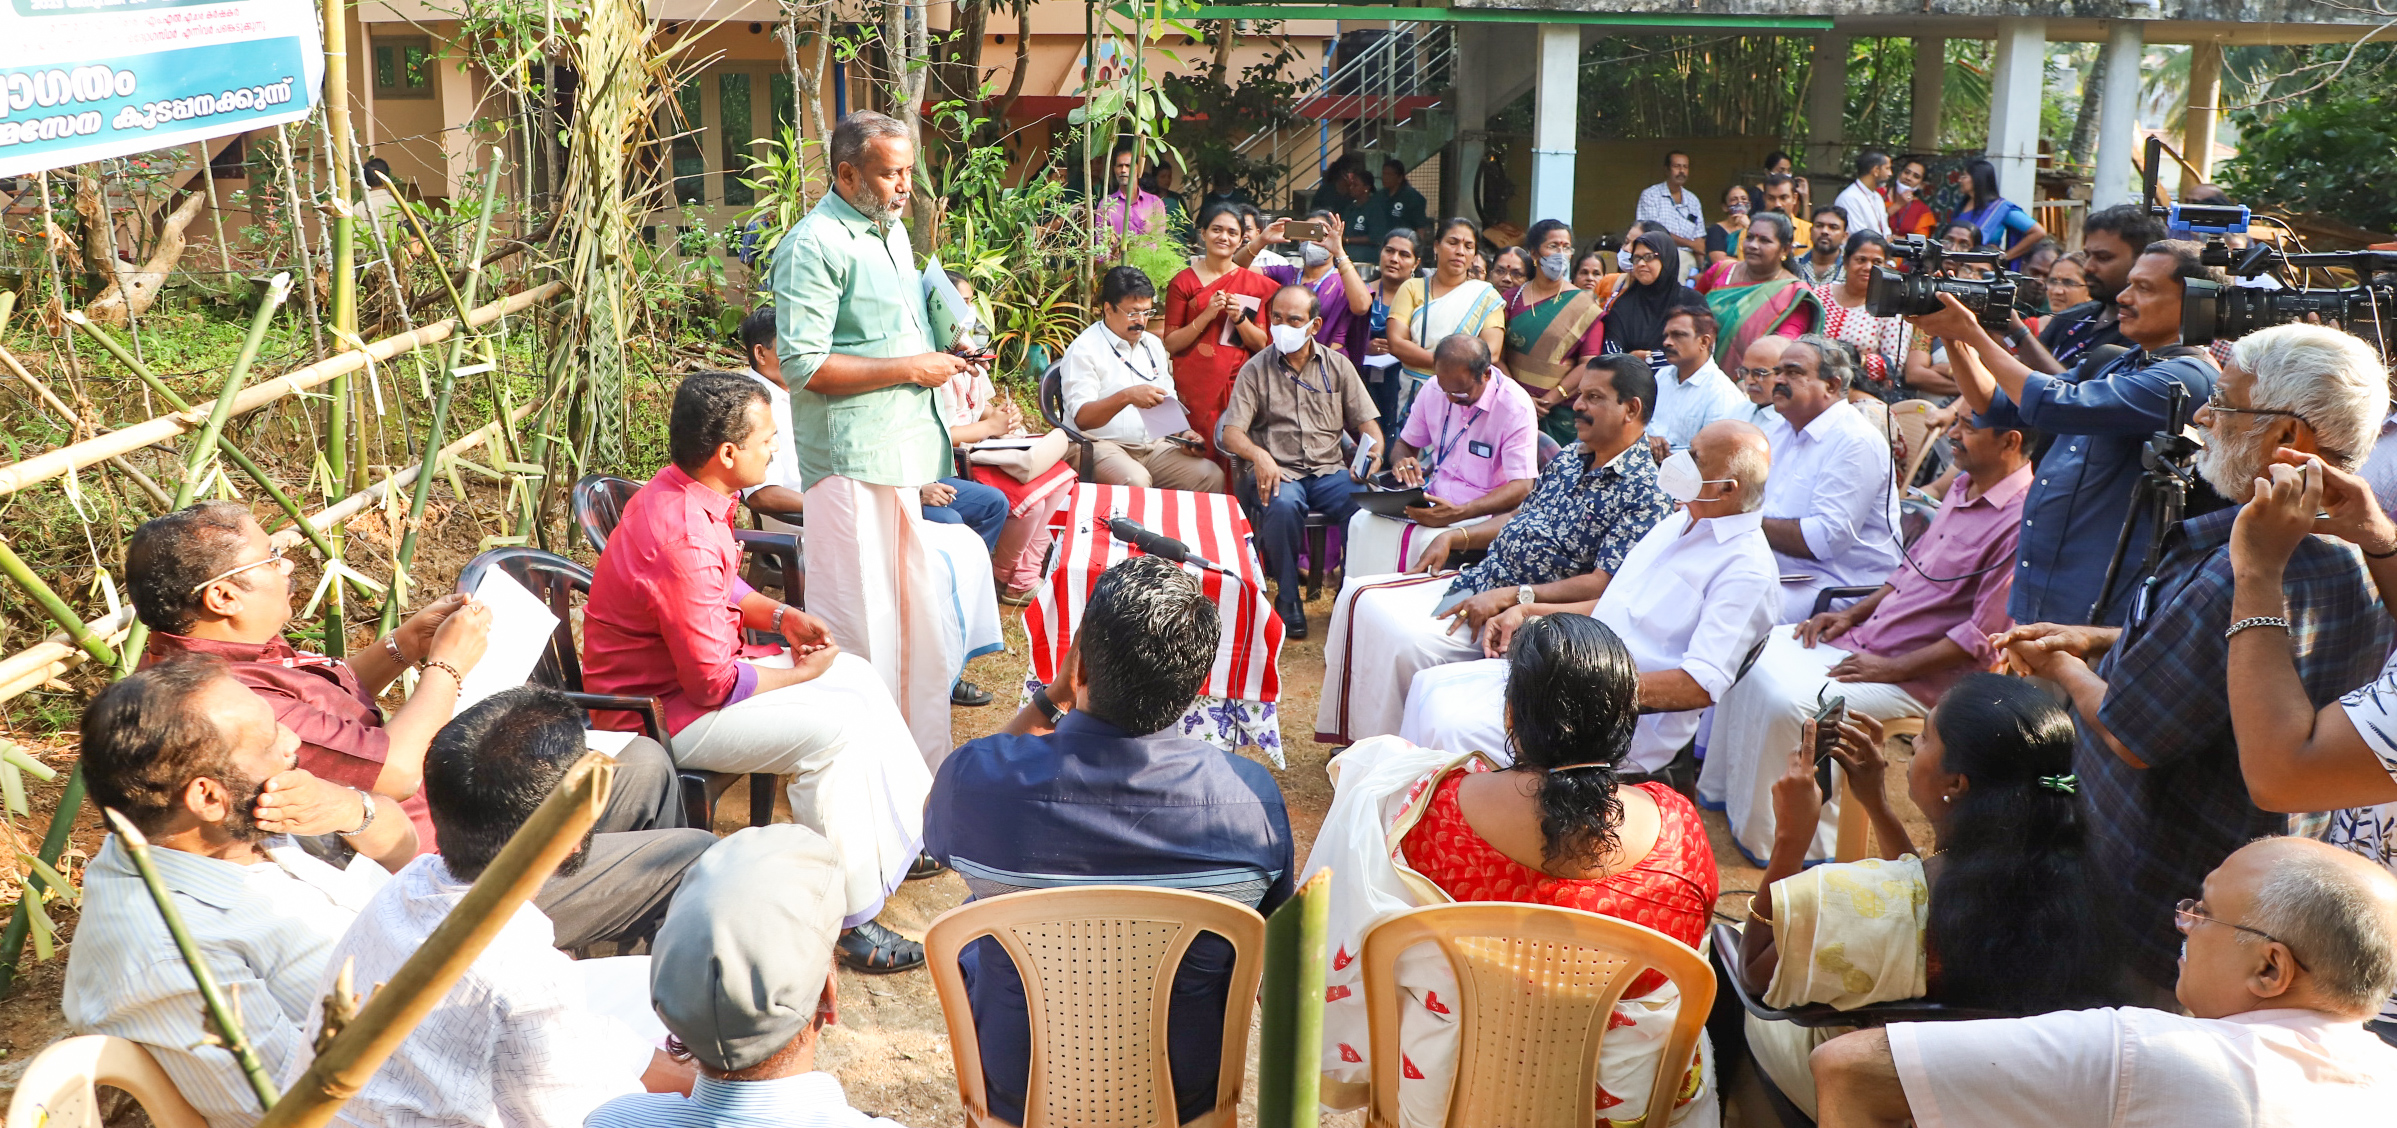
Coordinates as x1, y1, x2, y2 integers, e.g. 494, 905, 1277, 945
2137, 137, 2395, 349
1864, 236, 2020, 329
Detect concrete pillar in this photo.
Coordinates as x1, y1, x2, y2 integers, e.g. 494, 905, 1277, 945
1984, 18, 2047, 204
1910, 37, 1945, 152
1451, 24, 1489, 225
2183, 39, 2222, 193
1806, 34, 1850, 175
2091, 20, 2144, 209
1529, 23, 1578, 226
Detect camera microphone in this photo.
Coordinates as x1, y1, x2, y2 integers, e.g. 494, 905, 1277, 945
1106, 516, 1235, 576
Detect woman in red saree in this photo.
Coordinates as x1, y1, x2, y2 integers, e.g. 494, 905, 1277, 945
1694, 210, 1823, 369
1162, 201, 1278, 459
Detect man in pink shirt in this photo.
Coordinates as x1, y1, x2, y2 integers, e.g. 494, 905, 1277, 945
583, 371, 934, 973
1345, 334, 1540, 576
1098, 144, 1168, 239
1701, 402, 2036, 864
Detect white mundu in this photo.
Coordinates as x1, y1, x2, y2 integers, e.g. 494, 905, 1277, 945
1314, 572, 1485, 745
673, 649, 931, 924
1400, 508, 1779, 775
1344, 512, 1493, 579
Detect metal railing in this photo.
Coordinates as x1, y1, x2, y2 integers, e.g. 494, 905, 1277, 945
1234, 19, 1456, 210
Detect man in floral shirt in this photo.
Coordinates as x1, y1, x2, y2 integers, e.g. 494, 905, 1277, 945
1316, 354, 1674, 744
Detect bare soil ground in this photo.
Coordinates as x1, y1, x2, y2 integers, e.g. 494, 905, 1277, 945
0, 583, 1931, 1128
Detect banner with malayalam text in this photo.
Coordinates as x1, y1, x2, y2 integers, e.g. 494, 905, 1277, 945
0, 0, 323, 177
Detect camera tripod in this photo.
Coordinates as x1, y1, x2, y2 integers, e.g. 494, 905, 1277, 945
2088, 381, 2201, 627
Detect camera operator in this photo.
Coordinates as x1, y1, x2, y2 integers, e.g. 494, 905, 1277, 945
2027, 205, 2169, 373
1908, 239, 2225, 626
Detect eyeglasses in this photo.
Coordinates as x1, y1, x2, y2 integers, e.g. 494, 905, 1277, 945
1628, 254, 1663, 266
2203, 391, 2304, 422
1737, 367, 1775, 381
189, 545, 286, 595
1115, 307, 1157, 322
2174, 898, 2308, 968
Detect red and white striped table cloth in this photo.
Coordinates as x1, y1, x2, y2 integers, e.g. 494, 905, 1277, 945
1024, 483, 1286, 763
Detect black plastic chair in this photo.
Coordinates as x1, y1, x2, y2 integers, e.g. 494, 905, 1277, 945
1036, 361, 1101, 481
574, 473, 803, 604
1217, 417, 1344, 602
456, 546, 775, 832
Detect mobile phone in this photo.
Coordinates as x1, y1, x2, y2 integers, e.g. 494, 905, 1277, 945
1285, 219, 1330, 241
1165, 434, 1202, 450
1812, 694, 1848, 799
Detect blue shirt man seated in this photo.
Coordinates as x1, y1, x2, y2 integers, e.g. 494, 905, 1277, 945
924, 554, 1295, 1124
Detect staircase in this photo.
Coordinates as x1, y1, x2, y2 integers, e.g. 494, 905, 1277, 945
1235, 20, 1457, 210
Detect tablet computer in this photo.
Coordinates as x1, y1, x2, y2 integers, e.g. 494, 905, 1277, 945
1350, 487, 1427, 519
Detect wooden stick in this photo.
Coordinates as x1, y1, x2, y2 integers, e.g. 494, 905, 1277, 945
256, 752, 615, 1128
0, 282, 561, 500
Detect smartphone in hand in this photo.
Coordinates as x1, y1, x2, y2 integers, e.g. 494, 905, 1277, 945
1812, 694, 1848, 799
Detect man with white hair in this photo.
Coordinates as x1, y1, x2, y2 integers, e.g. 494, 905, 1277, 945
1397, 420, 1778, 778
2219, 323, 2397, 1044
1811, 836, 2397, 1126
1759, 334, 1903, 623
1995, 321, 2394, 1002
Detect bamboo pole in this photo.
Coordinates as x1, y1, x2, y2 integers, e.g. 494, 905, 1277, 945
324, 0, 361, 492
0, 282, 561, 500
172, 274, 292, 508
0, 537, 116, 666
104, 811, 281, 1113
257, 752, 615, 1128
0, 299, 173, 511
0, 765, 80, 996
380, 157, 505, 633
62, 310, 343, 563
0, 607, 134, 704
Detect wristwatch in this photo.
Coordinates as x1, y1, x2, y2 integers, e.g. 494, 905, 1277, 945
1031, 681, 1069, 724
1517, 584, 1536, 606
345, 787, 378, 836
771, 604, 789, 634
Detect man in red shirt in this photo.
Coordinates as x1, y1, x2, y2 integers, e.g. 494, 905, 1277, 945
127, 502, 712, 950
583, 372, 933, 973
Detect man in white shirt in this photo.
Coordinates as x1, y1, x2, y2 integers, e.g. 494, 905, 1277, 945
1398, 420, 1778, 776
1759, 335, 1901, 622
1648, 307, 1751, 456
64, 659, 416, 1128
304, 687, 693, 1128
1833, 152, 1890, 238
1811, 836, 2397, 1127
1635, 150, 1707, 264
1059, 265, 1226, 492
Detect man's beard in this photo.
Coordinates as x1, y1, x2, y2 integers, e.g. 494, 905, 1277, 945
2195, 430, 2265, 502
855, 192, 902, 226
2089, 272, 2125, 304
216, 769, 270, 844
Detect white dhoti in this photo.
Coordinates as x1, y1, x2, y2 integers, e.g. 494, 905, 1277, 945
1343, 511, 1491, 579
1399, 658, 1709, 776
1314, 572, 1483, 745
920, 522, 1005, 666
673, 651, 931, 926
802, 476, 970, 767
1695, 630, 1928, 865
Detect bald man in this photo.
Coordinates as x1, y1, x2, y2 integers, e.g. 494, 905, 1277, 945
1812, 836, 2397, 1126
1398, 420, 1779, 779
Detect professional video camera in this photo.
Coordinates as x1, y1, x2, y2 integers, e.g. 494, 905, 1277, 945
1863, 236, 2020, 328
2135, 137, 2396, 349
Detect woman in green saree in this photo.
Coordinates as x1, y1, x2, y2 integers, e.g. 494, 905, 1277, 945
1502, 219, 1611, 442
1694, 210, 1823, 369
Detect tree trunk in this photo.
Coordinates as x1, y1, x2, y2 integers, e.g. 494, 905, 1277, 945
2067, 47, 2106, 167
84, 174, 213, 324
986, 4, 1030, 145
1210, 18, 1237, 84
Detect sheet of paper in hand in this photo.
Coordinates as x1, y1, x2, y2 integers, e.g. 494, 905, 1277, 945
1217, 293, 1263, 346
1141, 396, 1192, 440
454, 569, 561, 712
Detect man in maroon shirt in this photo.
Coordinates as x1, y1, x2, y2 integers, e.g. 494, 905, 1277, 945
583, 372, 932, 973
127, 502, 712, 950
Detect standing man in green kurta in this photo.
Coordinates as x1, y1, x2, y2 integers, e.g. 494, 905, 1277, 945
770, 110, 996, 772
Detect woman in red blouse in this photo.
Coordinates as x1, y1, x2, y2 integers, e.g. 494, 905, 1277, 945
1400, 613, 1719, 968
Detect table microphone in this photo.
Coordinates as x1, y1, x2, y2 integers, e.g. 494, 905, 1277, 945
1106, 516, 1236, 576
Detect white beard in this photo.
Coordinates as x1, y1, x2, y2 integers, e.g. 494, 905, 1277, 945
2194, 430, 2265, 503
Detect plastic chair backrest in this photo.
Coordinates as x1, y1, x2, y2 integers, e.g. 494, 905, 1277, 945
5, 1036, 208, 1128
1037, 363, 1075, 435
571, 474, 642, 555
1889, 399, 1940, 488
924, 885, 1267, 1128
1361, 901, 1715, 1128
1535, 432, 1562, 470
454, 547, 594, 692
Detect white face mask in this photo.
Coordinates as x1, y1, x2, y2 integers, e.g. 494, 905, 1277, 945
1538, 252, 1572, 281
1657, 449, 1735, 504
1616, 248, 1634, 271
1270, 324, 1312, 355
